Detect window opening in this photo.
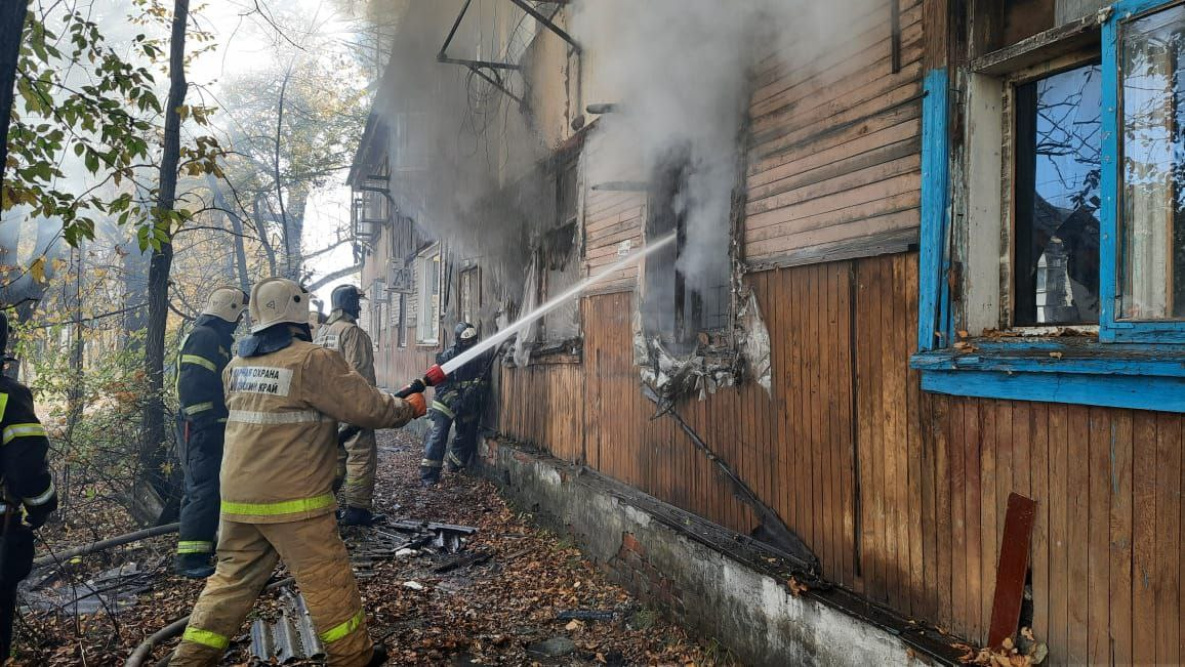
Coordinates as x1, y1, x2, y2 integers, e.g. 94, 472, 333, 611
1120, 5, 1185, 320
460, 267, 481, 327
397, 293, 408, 348
1013, 61, 1102, 326
416, 247, 441, 344
539, 157, 581, 342
643, 149, 730, 352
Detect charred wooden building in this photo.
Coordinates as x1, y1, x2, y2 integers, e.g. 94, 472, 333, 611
347, 1, 1185, 664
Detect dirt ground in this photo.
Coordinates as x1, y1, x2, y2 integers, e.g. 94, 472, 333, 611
11, 430, 735, 666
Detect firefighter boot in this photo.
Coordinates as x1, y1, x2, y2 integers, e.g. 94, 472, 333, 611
338, 506, 375, 527
366, 644, 389, 666
173, 553, 215, 579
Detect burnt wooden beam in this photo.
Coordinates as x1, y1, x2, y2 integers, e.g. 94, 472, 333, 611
641, 385, 820, 573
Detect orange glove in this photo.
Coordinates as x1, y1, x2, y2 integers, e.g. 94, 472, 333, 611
405, 392, 427, 419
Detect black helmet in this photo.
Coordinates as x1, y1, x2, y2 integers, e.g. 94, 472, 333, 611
331, 284, 365, 318
454, 321, 478, 348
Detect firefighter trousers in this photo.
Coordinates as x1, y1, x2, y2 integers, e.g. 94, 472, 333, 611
419, 408, 480, 483
170, 513, 373, 666
337, 428, 376, 510
0, 527, 34, 662
177, 423, 224, 557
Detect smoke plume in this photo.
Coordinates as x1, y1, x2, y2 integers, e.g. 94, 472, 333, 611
572, 0, 875, 293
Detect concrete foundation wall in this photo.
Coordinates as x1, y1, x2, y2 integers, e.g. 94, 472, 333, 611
481, 439, 944, 667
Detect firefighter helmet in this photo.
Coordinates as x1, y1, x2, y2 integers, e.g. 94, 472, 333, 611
455, 321, 478, 348
331, 284, 366, 318
249, 278, 310, 333
202, 286, 249, 324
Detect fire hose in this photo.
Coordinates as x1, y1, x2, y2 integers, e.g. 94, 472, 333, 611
30, 523, 180, 570
124, 576, 296, 667
337, 364, 446, 443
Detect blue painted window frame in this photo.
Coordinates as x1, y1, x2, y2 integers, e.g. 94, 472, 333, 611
1100, 0, 1185, 343
912, 0, 1185, 413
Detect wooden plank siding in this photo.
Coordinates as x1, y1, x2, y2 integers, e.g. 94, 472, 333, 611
744, 0, 923, 266
353, 2, 1185, 663
490, 250, 1185, 665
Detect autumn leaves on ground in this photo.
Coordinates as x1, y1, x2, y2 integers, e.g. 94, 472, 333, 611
13, 431, 733, 666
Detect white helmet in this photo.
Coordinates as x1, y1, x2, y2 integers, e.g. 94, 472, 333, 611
249, 278, 310, 333
202, 286, 249, 324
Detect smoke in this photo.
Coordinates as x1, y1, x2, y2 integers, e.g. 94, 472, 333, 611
375, 1, 547, 295
572, 0, 875, 293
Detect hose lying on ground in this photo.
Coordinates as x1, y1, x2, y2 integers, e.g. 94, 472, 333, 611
31, 523, 180, 570
124, 576, 296, 667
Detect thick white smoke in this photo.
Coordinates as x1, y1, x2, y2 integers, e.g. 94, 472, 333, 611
572, 0, 876, 291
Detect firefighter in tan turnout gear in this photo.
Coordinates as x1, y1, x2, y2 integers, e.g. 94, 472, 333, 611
170, 278, 427, 667
314, 284, 379, 526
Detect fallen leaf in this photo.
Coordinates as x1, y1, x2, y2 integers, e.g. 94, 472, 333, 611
951, 642, 976, 662
786, 577, 809, 596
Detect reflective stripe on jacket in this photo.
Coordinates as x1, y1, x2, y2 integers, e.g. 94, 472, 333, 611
176, 316, 235, 423
0, 377, 57, 516
219, 340, 414, 524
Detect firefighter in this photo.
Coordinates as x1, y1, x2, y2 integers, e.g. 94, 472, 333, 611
419, 322, 496, 487
314, 284, 379, 526
174, 287, 248, 578
170, 278, 426, 667
0, 310, 58, 662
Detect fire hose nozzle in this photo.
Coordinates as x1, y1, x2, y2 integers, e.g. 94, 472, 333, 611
424, 364, 446, 386
392, 365, 448, 399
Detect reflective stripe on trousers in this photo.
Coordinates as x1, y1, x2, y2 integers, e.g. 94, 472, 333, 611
221, 493, 335, 517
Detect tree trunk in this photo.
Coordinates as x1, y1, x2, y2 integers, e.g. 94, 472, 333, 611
0, 0, 29, 188
139, 0, 189, 526
207, 175, 251, 295
252, 194, 278, 276
275, 63, 294, 279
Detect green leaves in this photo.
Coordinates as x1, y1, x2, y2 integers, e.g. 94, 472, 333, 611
5, 4, 225, 251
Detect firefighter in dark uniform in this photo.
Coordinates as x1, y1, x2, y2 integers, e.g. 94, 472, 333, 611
419, 322, 496, 487
0, 311, 58, 661
174, 287, 248, 578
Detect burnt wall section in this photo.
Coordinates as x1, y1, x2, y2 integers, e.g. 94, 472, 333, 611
497, 252, 1185, 665
481, 440, 950, 667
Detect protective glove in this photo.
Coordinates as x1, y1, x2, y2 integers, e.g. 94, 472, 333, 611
405, 392, 427, 419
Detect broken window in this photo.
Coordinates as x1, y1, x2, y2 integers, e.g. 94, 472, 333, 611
416, 245, 441, 344
1013, 62, 1102, 326
643, 150, 731, 353
539, 156, 581, 343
